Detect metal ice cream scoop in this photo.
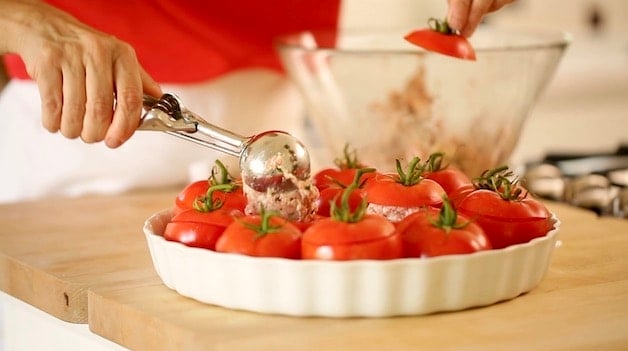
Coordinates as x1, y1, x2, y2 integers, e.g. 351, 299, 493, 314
139, 93, 310, 193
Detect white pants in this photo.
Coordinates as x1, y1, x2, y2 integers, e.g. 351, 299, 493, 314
0, 69, 306, 203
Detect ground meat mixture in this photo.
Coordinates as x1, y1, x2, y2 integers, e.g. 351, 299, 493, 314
368, 66, 515, 177
366, 203, 423, 223
243, 171, 319, 222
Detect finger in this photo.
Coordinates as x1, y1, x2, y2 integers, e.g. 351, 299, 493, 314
489, 0, 515, 12
35, 67, 63, 133
447, 0, 472, 32
140, 66, 162, 100
60, 56, 87, 139
82, 52, 114, 143
461, 0, 493, 37
105, 44, 143, 148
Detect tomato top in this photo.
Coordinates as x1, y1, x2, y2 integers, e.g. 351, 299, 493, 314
457, 189, 551, 220
313, 168, 358, 191
423, 152, 472, 196
174, 180, 209, 214
174, 160, 246, 214
396, 200, 492, 257
170, 206, 240, 227
364, 157, 445, 208
404, 18, 476, 61
215, 209, 303, 259
453, 166, 553, 249
302, 214, 396, 245
457, 166, 552, 219
313, 144, 374, 190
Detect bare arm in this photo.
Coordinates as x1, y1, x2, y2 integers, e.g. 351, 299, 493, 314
447, 0, 516, 37
0, 59, 8, 92
0, 0, 161, 148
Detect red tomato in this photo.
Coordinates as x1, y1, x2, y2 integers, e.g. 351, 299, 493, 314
164, 208, 240, 250
317, 186, 364, 217
457, 190, 552, 249
175, 181, 246, 215
313, 168, 356, 191
449, 184, 475, 209
313, 144, 374, 190
291, 215, 323, 232
215, 212, 302, 259
302, 214, 401, 260
174, 160, 247, 215
174, 180, 209, 215
423, 152, 472, 197
364, 157, 445, 209
455, 166, 553, 249
365, 174, 444, 207
426, 168, 471, 196
316, 167, 373, 217
303, 175, 402, 260
396, 204, 491, 258
404, 18, 476, 61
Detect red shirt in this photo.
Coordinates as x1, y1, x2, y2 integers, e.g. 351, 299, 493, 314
3, 0, 340, 82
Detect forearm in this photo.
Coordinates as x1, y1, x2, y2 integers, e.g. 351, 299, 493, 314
0, 58, 8, 91
0, 0, 46, 55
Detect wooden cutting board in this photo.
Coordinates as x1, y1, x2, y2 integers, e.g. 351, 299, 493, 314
89, 201, 628, 351
2, 190, 628, 350
0, 189, 176, 323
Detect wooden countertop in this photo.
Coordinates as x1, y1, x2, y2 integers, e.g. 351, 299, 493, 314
1, 190, 627, 350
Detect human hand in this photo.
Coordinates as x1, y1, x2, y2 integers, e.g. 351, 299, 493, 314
447, 0, 516, 37
0, 0, 162, 148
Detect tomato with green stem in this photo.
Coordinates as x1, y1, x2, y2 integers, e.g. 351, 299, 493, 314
164, 184, 242, 250
396, 197, 491, 258
313, 144, 375, 191
215, 207, 302, 259
456, 166, 554, 249
303, 169, 402, 260
404, 18, 476, 61
316, 167, 374, 217
363, 156, 446, 222
423, 152, 472, 197
174, 160, 246, 215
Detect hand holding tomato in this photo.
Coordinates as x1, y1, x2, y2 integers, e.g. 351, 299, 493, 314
404, 18, 476, 60
447, 0, 516, 37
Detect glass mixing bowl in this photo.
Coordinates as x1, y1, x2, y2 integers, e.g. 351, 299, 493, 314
276, 27, 570, 177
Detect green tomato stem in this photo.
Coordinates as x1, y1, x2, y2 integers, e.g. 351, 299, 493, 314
330, 167, 375, 223
210, 159, 238, 188
193, 183, 235, 212
395, 156, 425, 186
428, 18, 455, 35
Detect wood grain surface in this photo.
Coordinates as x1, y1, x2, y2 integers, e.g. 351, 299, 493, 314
0, 190, 176, 322
1, 191, 627, 350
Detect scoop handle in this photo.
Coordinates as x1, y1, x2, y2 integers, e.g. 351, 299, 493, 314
139, 94, 248, 157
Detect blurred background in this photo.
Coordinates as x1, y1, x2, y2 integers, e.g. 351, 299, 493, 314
337, 0, 627, 167
1, 0, 625, 168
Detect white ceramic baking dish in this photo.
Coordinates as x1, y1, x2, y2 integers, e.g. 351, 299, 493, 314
143, 209, 560, 317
